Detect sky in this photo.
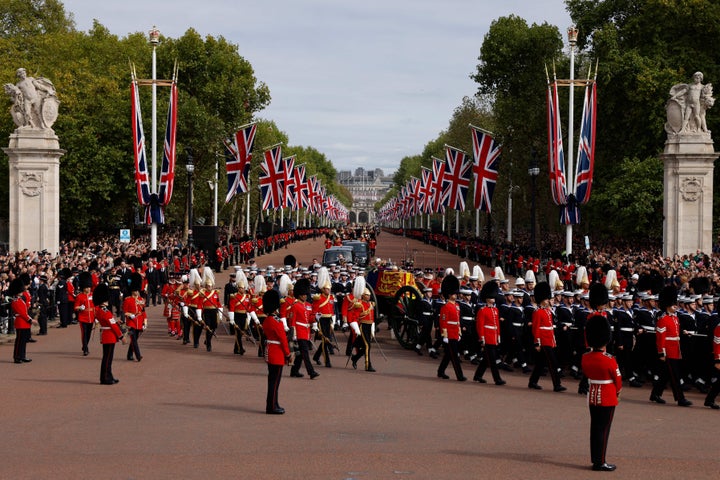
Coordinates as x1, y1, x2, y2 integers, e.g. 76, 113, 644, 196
61, 0, 572, 175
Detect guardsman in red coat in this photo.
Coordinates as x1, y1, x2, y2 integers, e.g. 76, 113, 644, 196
123, 273, 147, 362
289, 278, 319, 379
650, 286, 692, 406
312, 268, 336, 368
94, 284, 125, 385
197, 267, 222, 352
703, 320, 720, 409
473, 282, 506, 385
350, 286, 377, 372
74, 272, 95, 356
228, 271, 252, 355
177, 273, 193, 345
528, 281, 566, 391
437, 275, 466, 381
10, 278, 35, 363
250, 275, 267, 357
263, 289, 292, 414
168, 277, 183, 340
161, 276, 176, 335
582, 314, 622, 472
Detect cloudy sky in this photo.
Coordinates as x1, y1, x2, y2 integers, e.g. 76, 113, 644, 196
61, 0, 572, 174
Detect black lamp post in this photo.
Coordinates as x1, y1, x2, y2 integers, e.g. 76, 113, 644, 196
186, 147, 195, 250
528, 149, 540, 251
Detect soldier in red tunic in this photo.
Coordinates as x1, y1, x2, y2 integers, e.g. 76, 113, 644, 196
437, 275, 466, 381
289, 278, 320, 379
123, 273, 147, 362
650, 286, 692, 406
703, 320, 720, 409
263, 289, 292, 414
94, 284, 125, 385
197, 267, 223, 352
473, 281, 506, 385
350, 286, 377, 372
582, 314, 622, 471
312, 268, 336, 368
228, 271, 252, 355
528, 281, 566, 391
10, 278, 36, 363
74, 272, 95, 356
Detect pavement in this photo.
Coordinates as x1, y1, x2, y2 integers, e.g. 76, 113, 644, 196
1, 233, 718, 479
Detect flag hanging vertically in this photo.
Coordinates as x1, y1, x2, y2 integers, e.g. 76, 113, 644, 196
430, 157, 446, 214
441, 145, 471, 211
470, 125, 501, 213
259, 145, 284, 210
294, 163, 308, 209
154, 79, 178, 224
547, 79, 567, 207
419, 167, 433, 214
574, 80, 597, 206
282, 155, 296, 210
223, 123, 257, 203
131, 78, 151, 220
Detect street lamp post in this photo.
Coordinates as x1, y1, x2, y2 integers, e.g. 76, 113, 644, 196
186, 147, 195, 250
528, 149, 540, 251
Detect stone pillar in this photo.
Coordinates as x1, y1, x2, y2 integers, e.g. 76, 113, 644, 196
661, 135, 718, 257
3, 129, 64, 254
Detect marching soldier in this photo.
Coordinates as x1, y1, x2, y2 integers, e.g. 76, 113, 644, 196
94, 283, 125, 385
614, 293, 641, 386
437, 275, 466, 381
124, 272, 147, 362
350, 284, 377, 372
415, 286, 438, 358
178, 273, 193, 345
10, 278, 36, 363
36, 274, 51, 336
251, 274, 268, 357
161, 275, 176, 336
528, 281, 566, 392
74, 272, 95, 356
288, 278, 319, 379
473, 281, 506, 385
502, 289, 531, 373
312, 267, 336, 368
632, 293, 658, 385
197, 267, 222, 352
263, 289, 292, 414
228, 270, 252, 355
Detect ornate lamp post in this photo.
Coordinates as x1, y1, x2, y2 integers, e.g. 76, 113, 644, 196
186, 147, 195, 249
528, 149, 540, 250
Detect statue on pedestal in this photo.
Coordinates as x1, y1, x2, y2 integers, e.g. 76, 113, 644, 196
3, 67, 59, 130
665, 71, 715, 136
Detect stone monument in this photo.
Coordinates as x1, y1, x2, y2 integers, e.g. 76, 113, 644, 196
662, 71, 718, 257
3, 67, 64, 254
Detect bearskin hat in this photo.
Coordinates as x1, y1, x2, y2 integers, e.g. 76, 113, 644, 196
440, 274, 460, 297
589, 282, 609, 310
294, 278, 311, 298
533, 281, 552, 304
7, 277, 25, 297
480, 280, 498, 302
585, 314, 612, 349
60, 267, 72, 279
283, 254, 297, 268
263, 289, 280, 315
93, 283, 110, 305
658, 285, 678, 311
129, 272, 143, 292
78, 271, 93, 290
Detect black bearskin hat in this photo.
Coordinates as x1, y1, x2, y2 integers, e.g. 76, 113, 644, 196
293, 278, 311, 298
78, 271, 93, 290
19, 272, 31, 287
129, 272, 143, 292
533, 281, 552, 303
263, 289, 280, 315
7, 277, 25, 297
689, 276, 710, 295
658, 285, 678, 311
93, 283, 110, 305
60, 268, 72, 279
284, 254, 297, 268
589, 282, 609, 310
441, 275, 460, 297
480, 281, 498, 301
585, 314, 612, 349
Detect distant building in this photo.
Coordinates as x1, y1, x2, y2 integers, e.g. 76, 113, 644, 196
337, 168, 393, 224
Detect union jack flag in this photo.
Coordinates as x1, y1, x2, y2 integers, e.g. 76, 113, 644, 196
470, 125, 501, 213
441, 145, 471, 211
306, 175, 317, 214
282, 155, 296, 210
259, 145, 284, 210
574, 81, 597, 206
419, 167, 433, 214
293, 163, 308, 209
547, 80, 567, 207
131, 79, 151, 213
154, 80, 178, 224
223, 123, 256, 203
430, 157, 446, 214
409, 177, 421, 217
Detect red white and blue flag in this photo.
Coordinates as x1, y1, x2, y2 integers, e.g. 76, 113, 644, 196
431, 157, 446, 214
131, 79, 151, 218
294, 163, 308, 209
282, 155, 296, 210
154, 80, 178, 224
419, 167, 433, 214
441, 145, 471, 211
259, 145, 284, 210
547, 80, 567, 207
470, 125, 501, 213
574, 81, 596, 206
223, 123, 256, 203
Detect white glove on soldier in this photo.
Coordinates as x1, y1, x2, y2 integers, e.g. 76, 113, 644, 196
351, 322, 361, 336
280, 318, 289, 332
249, 311, 260, 325
182, 306, 189, 317
371, 323, 376, 339
195, 309, 202, 320
228, 311, 235, 326
443, 337, 449, 344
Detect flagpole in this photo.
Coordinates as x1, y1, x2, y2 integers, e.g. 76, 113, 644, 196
475, 209, 479, 237
566, 26, 578, 257
150, 26, 159, 250
246, 183, 250, 235
213, 157, 218, 226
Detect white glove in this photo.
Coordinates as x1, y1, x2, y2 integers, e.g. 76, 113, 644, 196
244, 316, 250, 330
127, 314, 135, 320
182, 305, 189, 317
315, 313, 321, 321
443, 337, 449, 344
371, 323, 376, 339
280, 318, 289, 332
351, 322, 361, 336
195, 309, 202, 319
228, 311, 235, 326
218, 307, 223, 315
142, 322, 147, 331
250, 311, 260, 325
312, 323, 319, 332
331, 315, 337, 325
179, 301, 185, 307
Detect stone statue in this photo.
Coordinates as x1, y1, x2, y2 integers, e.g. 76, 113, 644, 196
4, 67, 59, 130
665, 71, 715, 136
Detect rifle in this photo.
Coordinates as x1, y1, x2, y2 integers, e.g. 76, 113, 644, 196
187, 308, 218, 338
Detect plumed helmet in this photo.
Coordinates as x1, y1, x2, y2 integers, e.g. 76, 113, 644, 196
317, 267, 332, 290
533, 281, 552, 303
548, 270, 563, 291
658, 285, 678, 311
353, 275, 366, 299
254, 274, 267, 295
7, 277, 25, 297
278, 274, 293, 297
294, 278, 311, 297
188, 268, 202, 288
202, 267, 215, 288
459, 261, 470, 279
78, 271, 93, 290
129, 272, 143, 292
585, 314, 612, 349
262, 289, 281, 315
283, 254, 297, 268
589, 282, 609, 310
444, 267, 455, 277
441, 274, 460, 297
93, 283, 110, 305
235, 269, 248, 290
494, 266, 505, 282
523, 269, 535, 284
576, 266, 589, 287
480, 281, 498, 302
473, 265, 484, 283
604, 269, 618, 290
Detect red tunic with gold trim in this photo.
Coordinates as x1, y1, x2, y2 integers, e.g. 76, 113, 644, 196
264, 314, 291, 365
312, 293, 335, 319
96, 306, 123, 344
290, 300, 314, 341
123, 295, 147, 330
476, 305, 500, 345
161, 283, 174, 318
532, 306, 556, 347
200, 288, 221, 310
439, 301, 461, 340
656, 313, 681, 359
581, 351, 622, 407
74, 292, 95, 324
280, 296, 296, 320
12, 296, 31, 329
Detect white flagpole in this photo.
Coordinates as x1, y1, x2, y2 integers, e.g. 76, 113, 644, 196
150, 27, 159, 250
475, 209, 480, 237
566, 26, 578, 257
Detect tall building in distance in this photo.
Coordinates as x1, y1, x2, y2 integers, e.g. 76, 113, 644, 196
336, 167, 393, 224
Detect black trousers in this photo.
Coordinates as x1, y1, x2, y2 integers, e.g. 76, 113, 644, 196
80, 322, 93, 354
292, 339, 316, 375
704, 366, 720, 404
181, 313, 192, 344
58, 302, 71, 327
589, 405, 615, 466
313, 317, 334, 365
474, 344, 503, 383
232, 314, 247, 354
202, 309, 218, 351
351, 323, 374, 371
417, 315, 434, 351
529, 346, 562, 388
651, 357, 686, 402
13, 328, 30, 361
101, 343, 116, 384
127, 328, 142, 360
438, 339, 464, 380
266, 364, 283, 412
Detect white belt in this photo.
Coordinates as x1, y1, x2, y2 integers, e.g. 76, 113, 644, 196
422, 312, 433, 316
512, 323, 523, 327
100, 327, 111, 330
461, 317, 474, 321
685, 331, 696, 335
484, 326, 497, 330
296, 322, 309, 327
540, 326, 554, 330
666, 336, 680, 341
589, 379, 613, 385
447, 321, 459, 325
266, 340, 281, 345
642, 327, 656, 332
620, 327, 634, 332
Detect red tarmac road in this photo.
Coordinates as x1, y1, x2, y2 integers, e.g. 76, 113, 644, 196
2, 233, 718, 479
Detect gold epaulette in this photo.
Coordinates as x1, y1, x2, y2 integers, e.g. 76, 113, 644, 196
312, 294, 321, 301
251, 298, 259, 304
280, 298, 286, 304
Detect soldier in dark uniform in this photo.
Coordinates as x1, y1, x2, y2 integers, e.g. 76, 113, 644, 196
503, 289, 531, 373
613, 293, 641, 386
677, 295, 699, 389
55, 268, 71, 328
458, 287, 478, 363
36, 274, 51, 335
632, 293, 659, 385
106, 267, 122, 317
570, 293, 590, 379
555, 291, 576, 370
415, 286, 438, 358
